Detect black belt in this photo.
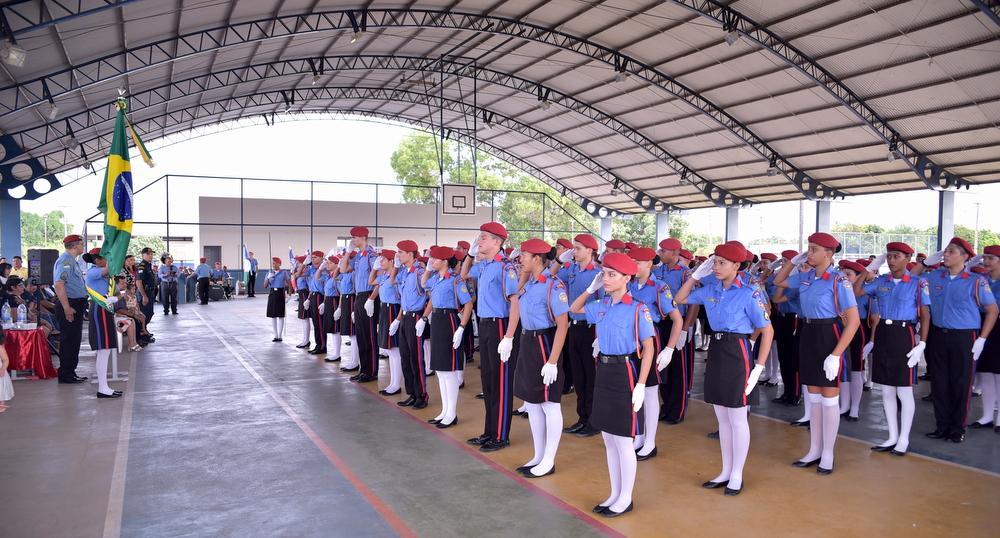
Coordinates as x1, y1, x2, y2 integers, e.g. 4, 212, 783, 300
570, 319, 592, 326
402, 310, 423, 317
931, 325, 976, 334
598, 353, 638, 364
880, 319, 916, 327
802, 317, 838, 325
357, 290, 372, 296
68, 297, 88, 303
270, 288, 284, 292
479, 316, 507, 321
433, 308, 457, 314
522, 327, 555, 336
712, 331, 751, 341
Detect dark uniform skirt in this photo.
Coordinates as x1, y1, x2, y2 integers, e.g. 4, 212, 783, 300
266, 288, 286, 318
872, 320, 919, 386
88, 302, 118, 351
296, 289, 309, 320
339, 294, 355, 337
323, 295, 340, 333
429, 309, 463, 371
514, 326, 563, 404
798, 318, 850, 388
978, 320, 1000, 374
848, 321, 869, 372
591, 354, 643, 438
704, 332, 758, 408
378, 302, 400, 350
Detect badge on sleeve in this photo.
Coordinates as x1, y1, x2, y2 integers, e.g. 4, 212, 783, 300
643, 309, 653, 322
559, 292, 568, 303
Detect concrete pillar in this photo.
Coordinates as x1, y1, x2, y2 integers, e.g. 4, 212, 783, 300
600, 217, 613, 248
655, 211, 670, 245
0, 198, 22, 258
815, 200, 831, 232
725, 207, 739, 242
937, 190, 955, 250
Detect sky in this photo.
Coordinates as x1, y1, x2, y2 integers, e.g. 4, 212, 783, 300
21, 117, 1000, 244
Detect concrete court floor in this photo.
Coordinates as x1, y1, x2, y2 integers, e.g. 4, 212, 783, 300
0, 297, 996, 538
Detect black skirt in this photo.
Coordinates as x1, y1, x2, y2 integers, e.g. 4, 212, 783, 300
872, 321, 919, 387
514, 327, 563, 404
798, 320, 849, 388
339, 295, 355, 337
296, 289, 309, 320
429, 309, 464, 371
704, 333, 757, 408
848, 321, 869, 372
88, 302, 118, 351
323, 296, 340, 333
978, 328, 1000, 374
378, 302, 400, 350
591, 356, 643, 438
266, 289, 286, 318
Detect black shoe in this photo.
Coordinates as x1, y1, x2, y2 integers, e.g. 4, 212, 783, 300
340, 366, 359, 372
925, 430, 947, 439
564, 421, 585, 434
474, 393, 485, 400
467, 434, 492, 446
96, 392, 122, 399
520, 411, 529, 419
764, 381, 779, 387
379, 388, 401, 396
58, 378, 84, 384
918, 373, 930, 380
949, 432, 965, 443
890, 449, 907, 456
310, 348, 327, 355
592, 504, 610, 514
969, 421, 994, 429
397, 396, 416, 407
295, 343, 310, 349
921, 394, 933, 402
427, 418, 441, 424
413, 399, 428, 409
324, 357, 341, 363
870, 445, 893, 452
272, 338, 280, 342
724, 486, 742, 496
480, 439, 509, 452
817, 465, 833, 475
662, 418, 682, 425
436, 417, 458, 429
707, 431, 719, 439
356, 375, 377, 383
576, 426, 599, 437
702, 480, 729, 489
790, 420, 810, 427
74, 375, 89, 381
425, 371, 435, 377
636, 447, 657, 461
512, 410, 526, 417
459, 382, 465, 389
520, 465, 554, 478
349, 374, 363, 381
844, 415, 859, 422
793, 458, 820, 468
863, 385, 872, 392
600, 502, 632, 518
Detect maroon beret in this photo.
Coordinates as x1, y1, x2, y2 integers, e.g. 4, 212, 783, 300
429, 246, 455, 260
311, 250, 324, 258
480, 221, 508, 239
743, 250, 755, 263
271, 257, 281, 264
295, 255, 306, 263
808, 232, 840, 251
679, 249, 693, 260
602, 252, 637, 275
556, 238, 573, 250
714, 242, 746, 263
574, 234, 598, 250
199, 257, 207, 263
504, 247, 514, 255
327, 255, 340, 264
627, 247, 657, 262
659, 238, 682, 251
856, 259, 871, 267
520, 238, 552, 255
885, 242, 914, 255
781, 249, 799, 260
906, 262, 917, 271
63, 234, 83, 244
760, 252, 777, 261
917, 253, 927, 258
397, 240, 419, 252
88, 248, 102, 256
625, 241, 639, 250
984, 245, 1000, 257
948, 237, 975, 256
606, 239, 627, 250
456, 241, 470, 250
839, 260, 865, 274
350, 226, 369, 237
380, 249, 396, 260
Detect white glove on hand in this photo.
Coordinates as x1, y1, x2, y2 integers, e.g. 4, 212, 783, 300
592, 339, 600, 358
452, 326, 465, 349
862, 341, 874, 359
973, 337, 987, 361
468, 235, 480, 258
498, 336, 513, 363
586, 272, 604, 294
924, 249, 945, 266
906, 341, 925, 368
867, 253, 887, 274
351, 311, 355, 324
510, 248, 521, 259
364, 298, 375, 317
823, 354, 840, 381
415, 317, 426, 335
692, 255, 715, 280
389, 319, 400, 336
319, 260, 328, 271
541, 362, 558, 386
745, 364, 764, 395
558, 249, 573, 263
393, 253, 401, 268
768, 258, 783, 270
966, 254, 984, 271
678, 329, 689, 347
303, 299, 310, 310
319, 302, 325, 315
106, 296, 119, 306
333, 306, 341, 320
791, 252, 809, 265
656, 346, 674, 371
374, 256, 385, 268
632, 383, 646, 412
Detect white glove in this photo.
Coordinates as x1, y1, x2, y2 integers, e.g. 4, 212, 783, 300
632, 383, 646, 412
862, 341, 874, 359
541, 362, 558, 385
745, 364, 764, 395
592, 339, 600, 358
452, 326, 465, 349
867, 253, 886, 274
598, 251, 606, 263
498, 336, 513, 362
791, 252, 809, 265
393, 253, 401, 268
906, 341, 925, 368
364, 298, 374, 317
558, 249, 573, 263
106, 296, 119, 306
966, 255, 984, 271
510, 248, 521, 259
823, 354, 840, 381
585, 272, 604, 294
414, 317, 426, 335
303, 299, 310, 310
374, 256, 385, 268
389, 319, 400, 336
266, 271, 274, 281
923, 250, 945, 266
768, 258, 783, 270
678, 329, 689, 347
468, 235, 480, 258
319, 260, 328, 271
351, 311, 355, 324
319, 302, 325, 315
973, 337, 987, 361
333, 307, 341, 320
692, 255, 715, 280
656, 346, 674, 371
747, 261, 761, 275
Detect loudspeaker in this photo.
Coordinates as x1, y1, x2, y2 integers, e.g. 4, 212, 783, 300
27, 248, 60, 285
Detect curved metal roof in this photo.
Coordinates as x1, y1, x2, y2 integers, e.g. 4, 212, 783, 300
0, 0, 997, 213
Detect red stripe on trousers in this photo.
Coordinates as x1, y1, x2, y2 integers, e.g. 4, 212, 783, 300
738, 338, 750, 406
497, 318, 506, 439
537, 335, 549, 402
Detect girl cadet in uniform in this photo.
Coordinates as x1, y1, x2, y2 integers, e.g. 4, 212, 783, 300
389, 240, 430, 410
853, 242, 930, 455
369, 250, 403, 396
773, 233, 860, 475
510, 239, 570, 478
838, 260, 870, 421
626, 247, 682, 460
569, 252, 655, 518
419, 246, 473, 428
293, 255, 311, 349
675, 242, 773, 496
972, 245, 1000, 432
83, 249, 123, 399
264, 256, 291, 342
321, 256, 342, 362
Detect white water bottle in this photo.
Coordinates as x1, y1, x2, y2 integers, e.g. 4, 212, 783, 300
1, 303, 10, 324
17, 303, 27, 325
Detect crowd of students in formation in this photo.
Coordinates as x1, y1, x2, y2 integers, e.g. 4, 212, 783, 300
259, 224, 999, 516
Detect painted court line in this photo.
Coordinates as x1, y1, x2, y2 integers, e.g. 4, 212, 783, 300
103, 354, 138, 538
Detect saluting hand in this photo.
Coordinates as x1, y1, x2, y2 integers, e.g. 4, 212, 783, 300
585, 272, 604, 294
790, 252, 809, 266
558, 249, 573, 264
867, 254, 887, 274
691, 255, 715, 280
923, 250, 945, 266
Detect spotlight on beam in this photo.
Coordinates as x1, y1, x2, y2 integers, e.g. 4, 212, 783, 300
766, 155, 779, 176
724, 30, 740, 46
351, 30, 363, 44
887, 137, 902, 163
540, 99, 551, 111
0, 40, 26, 67
614, 71, 629, 82
46, 104, 59, 121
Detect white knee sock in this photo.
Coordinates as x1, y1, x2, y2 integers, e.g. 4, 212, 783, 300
820, 396, 840, 469
839, 381, 851, 414
386, 349, 402, 392
799, 392, 823, 461
272, 318, 279, 339
896, 386, 915, 453
638, 385, 660, 456
727, 406, 750, 490
443, 371, 460, 423
600, 432, 622, 507
518, 403, 527, 413
276, 317, 284, 338
796, 385, 811, 422
340, 336, 359, 368
529, 402, 563, 476
457, 369, 464, 386
849, 371, 864, 418
878, 385, 899, 448
610, 435, 637, 512
329, 333, 341, 359
977, 373, 997, 424
299, 319, 310, 346
712, 405, 733, 483
423, 339, 432, 373
524, 403, 545, 468
766, 342, 780, 380
433, 371, 448, 421
96, 348, 113, 395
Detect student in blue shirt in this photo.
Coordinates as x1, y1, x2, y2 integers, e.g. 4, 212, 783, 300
336, 254, 360, 372
52, 235, 89, 384
263, 256, 291, 342
769, 249, 804, 405
676, 242, 773, 496
654, 238, 699, 424
974, 245, 1000, 432
305, 251, 327, 355
82, 249, 123, 399
389, 240, 429, 409
321, 256, 343, 361
369, 250, 402, 395
570, 252, 655, 518
837, 260, 871, 421
292, 255, 311, 349
194, 257, 212, 305
339, 226, 380, 383
510, 239, 570, 478
773, 232, 860, 475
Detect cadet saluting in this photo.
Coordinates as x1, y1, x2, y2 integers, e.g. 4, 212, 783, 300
369, 250, 402, 395
264, 256, 291, 342
972, 245, 1000, 432
389, 240, 430, 410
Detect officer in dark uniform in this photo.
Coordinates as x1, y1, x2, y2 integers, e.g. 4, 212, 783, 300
52, 235, 89, 384
136, 247, 157, 328
390, 240, 429, 409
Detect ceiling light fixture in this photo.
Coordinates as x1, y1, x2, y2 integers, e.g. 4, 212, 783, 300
0, 40, 26, 67
766, 155, 779, 176
887, 136, 902, 163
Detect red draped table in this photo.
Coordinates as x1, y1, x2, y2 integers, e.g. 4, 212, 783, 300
3, 328, 57, 379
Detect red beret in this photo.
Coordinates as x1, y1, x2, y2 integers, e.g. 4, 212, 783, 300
625, 241, 639, 250
602, 252, 637, 275
714, 242, 746, 263
504, 247, 514, 255
456, 241, 470, 250
856, 259, 871, 267
906, 262, 917, 271
311, 250, 324, 258
659, 238, 682, 250
679, 249, 693, 260
200, 257, 207, 263
984, 245, 1000, 257
380, 249, 396, 260
574, 233, 598, 250
295, 255, 307, 263
88, 248, 102, 256
839, 260, 865, 274
327, 255, 339, 264
429, 246, 455, 260
743, 250, 755, 263
760, 252, 777, 261
606, 239, 627, 250
397, 240, 418, 252
556, 238, 573, 250
628, 247, 657, 262
480, 221, 508, 239
271, 257, 281, 264
781, 250, 798, 260
808, 232, 840, 251
350, 226, 369, 237
917, 253, 927, 258
948, 237, 975, 256
418, 256, 429, 264
885, 242, 914, 255
971, 266, 988, 274
63, 234, 83, 244
520, 238, 552, 255
696, 256, 708, 262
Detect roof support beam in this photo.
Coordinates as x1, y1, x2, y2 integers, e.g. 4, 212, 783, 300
970, 0, 1000, 28
2, 0, 143, 38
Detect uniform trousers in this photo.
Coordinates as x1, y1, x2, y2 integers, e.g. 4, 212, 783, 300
247, 271, 256, 297
309, 292, 325, 351
565, 321, 596, 423
56, 297, 88, 381
399, 312, 428, 401
161, 281, 178, 313
926, 326, 977, 435
659, 316, 691, 421
479, 317, 520, 442
354, 291, 380, 377
773, 313, 801, 399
